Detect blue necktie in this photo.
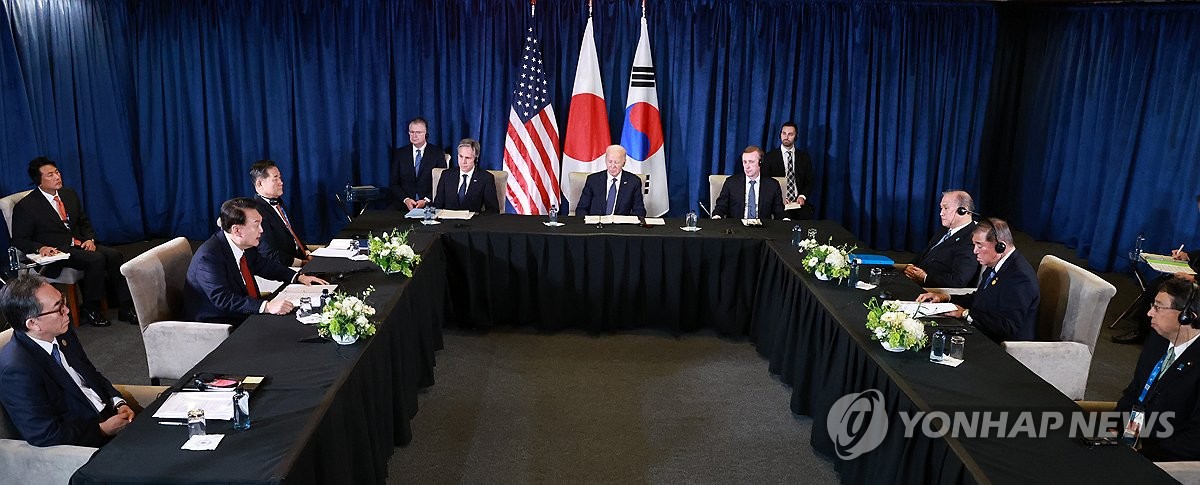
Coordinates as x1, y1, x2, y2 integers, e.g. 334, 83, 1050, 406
457, 174, 468, 205
51, 342, 63, 366
747, 180, 758, 219
414, 148, 423, 172
934, 230, 952, 248
605, 177, 618, 215
978, 267, 995, 291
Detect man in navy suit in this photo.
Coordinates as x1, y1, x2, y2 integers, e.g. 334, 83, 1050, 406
576, 145, 647, 218
250, 160, 311, 267
389, 117, 447, 210
0, 275, 134, 446
10, 157, 137, 327
1116, 277, 1200, 461
183, 197, 328, 327
918, 218, 1039, 342
433, 138, 499, 213
902, 190, 981, 288
713, 146, 786, 220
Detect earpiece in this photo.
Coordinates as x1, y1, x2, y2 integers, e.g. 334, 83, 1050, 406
987, 223, 1006, 253
1180, 283, 1200, 328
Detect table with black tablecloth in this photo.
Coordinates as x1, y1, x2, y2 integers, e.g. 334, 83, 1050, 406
71, 212, 1175, 484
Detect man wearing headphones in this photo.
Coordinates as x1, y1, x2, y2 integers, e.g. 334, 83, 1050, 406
902, 190, 981, 288
1116, 277, 1200, 461
917, 218, 1040, 342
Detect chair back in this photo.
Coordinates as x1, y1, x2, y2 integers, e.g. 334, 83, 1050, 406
1036, 255, 1116, 353
772, 177, 789, 197
566, 172, 589, 216
488, 170, 508, 214
119, 237, 193, 332
708, 175, 729, 214
1, 190, 33, 237
431, 167, 444, 205
0, 328, 16, 439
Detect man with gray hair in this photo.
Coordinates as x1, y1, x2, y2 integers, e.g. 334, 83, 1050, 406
433, 138, 498, 213
903, 190, 981, 288
576, 145, 647, 218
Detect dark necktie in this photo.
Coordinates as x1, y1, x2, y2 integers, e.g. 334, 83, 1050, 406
52, 342, 90, 388
458, 174, 469, 205
605, 177, 618, 215
934, 230, 952, 248
747, 180, 758, 219
274, 203, 307, 258
240, 254, 260, 298
977, 267, 995, 291
414, 148, 423, 172
785, 151, 797, 201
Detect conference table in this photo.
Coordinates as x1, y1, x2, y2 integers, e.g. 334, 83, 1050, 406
71, 211, 1175, 484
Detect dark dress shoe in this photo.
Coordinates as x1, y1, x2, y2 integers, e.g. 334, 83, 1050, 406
82, 308, 111, 327
118, 308, 139, 325
1112, 330, 1147, 345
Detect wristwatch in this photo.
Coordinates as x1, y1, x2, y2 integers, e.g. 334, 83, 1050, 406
962, 309, 973, 323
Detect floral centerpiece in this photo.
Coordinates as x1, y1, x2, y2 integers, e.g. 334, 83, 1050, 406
317, 286, 378, 345
798, 238, 856, 281
368, 229, 421, 276
864, 298, 927, 352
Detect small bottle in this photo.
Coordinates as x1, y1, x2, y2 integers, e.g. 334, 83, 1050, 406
186, 408, 206, 438
685, 210, 698, 229
320, 289, 331, 308
344, 181, 354, 204
1134, 233, 1145, 258
792, 225, 803, 247
807, 228, 817, 240
298, 296, 313, 317
423, 205, 435, 223
929, 330, 947, 362
845, 259, 860, 288
232, 385, 251, 431
548, 206, 558, 225
8, 247, 21, 272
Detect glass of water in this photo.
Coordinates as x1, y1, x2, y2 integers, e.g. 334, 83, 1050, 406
685, 210, 698, 229
548, 206, 558, 225
870, 268, 882, 286
807, 228, 817, 240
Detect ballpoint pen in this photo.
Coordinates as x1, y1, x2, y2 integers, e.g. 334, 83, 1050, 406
158, 421, 187, 426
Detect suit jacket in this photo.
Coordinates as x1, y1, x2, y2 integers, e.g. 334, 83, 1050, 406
252, 195, 305, 267
1117, 333, 1200, 461
952, 249, 1039, 343
713, 174, 786, 220
913, 221, 982, 288
433, 168, 499, 213
762, 147, 814, 199
0, 329, 121, 447
182, 231, 297, 326
388, 143, 447, 208
11, 188, 97, 253
576, 170, 647, 218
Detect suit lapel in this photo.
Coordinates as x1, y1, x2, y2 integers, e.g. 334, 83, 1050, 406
216, 231, 249, 294
13, 332, 98, 414
1155, 341, 1200, 389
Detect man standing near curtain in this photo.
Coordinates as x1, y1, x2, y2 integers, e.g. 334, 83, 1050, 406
1114, 195, 1200, 344
10, 157, 137, 327
433, 138, 499, 213
763, 122, 814, 220
389, 118, 447, 211
250, 160, 311, 268
902, 190, 981, 288
713, 146, 786, 220
576, 145, 646, 218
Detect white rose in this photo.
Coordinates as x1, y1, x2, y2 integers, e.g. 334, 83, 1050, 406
825, 251, 845, 268
399, 245, 415, 258
873, 327, 888, 339
356, 315, 367, 325
902, 318, 924, 338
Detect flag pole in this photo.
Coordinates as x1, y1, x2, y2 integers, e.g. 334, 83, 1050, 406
588, 0, 593, 17
642, 0, 646, 18
531, 0, 535, 17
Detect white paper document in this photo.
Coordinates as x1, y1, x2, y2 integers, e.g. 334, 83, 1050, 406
310, 247, 362, 259
326, 239, 356, 250
26, 253, 70, 265
272, 284, 338, 306
885, 300, 961, 318
741, 219, 763, 227
584, 215, 641, 225
437, 210, 475, 220
154, 392, 240, 421
1142, 253, 1196, 275
784, 202, 805, 211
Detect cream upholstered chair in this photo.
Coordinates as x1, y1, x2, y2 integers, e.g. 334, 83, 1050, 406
707, 175, 729, 215
566, 172, 590, 216
1, 190, 87, 327
119, 237, 230, 384
1002, 255, 1116, 400
0, 329, 166, 483
430, 168, 508, 213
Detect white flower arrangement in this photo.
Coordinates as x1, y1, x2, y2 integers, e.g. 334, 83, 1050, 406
865, 298, 928, 351
317, 286, 378, 340
368, 229, 421, 277
799, 238, 857, 280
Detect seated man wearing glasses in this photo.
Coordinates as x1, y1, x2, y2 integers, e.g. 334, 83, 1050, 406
0, 275, 135, 446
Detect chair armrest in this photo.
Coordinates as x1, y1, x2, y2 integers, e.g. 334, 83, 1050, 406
114, 385, 171, 413
142, 321, 231, 382
1157, 461, 1200, 485
1003, 341, 1093, 400
1076, 401, 1118, 413
0, 439, 95, 484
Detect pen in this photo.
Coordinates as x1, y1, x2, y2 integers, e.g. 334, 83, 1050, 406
1180, 244, 1187, 253
158, 421, 187, 426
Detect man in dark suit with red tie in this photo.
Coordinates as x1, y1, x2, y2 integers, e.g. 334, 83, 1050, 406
917, 218, 1039, 343
182, 198, 327, 327
250, 160, 311, 267
902, 190, 981, 288
9, 157, 136, 327
388, 117, 447, 211
433, 138, 499, 213
576, 145, 647, 218
0, 275, 135, 446
713, 146, 786, 220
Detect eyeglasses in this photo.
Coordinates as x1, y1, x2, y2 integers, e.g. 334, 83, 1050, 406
1151, 302, 1181, 312
33, 298, 68, 318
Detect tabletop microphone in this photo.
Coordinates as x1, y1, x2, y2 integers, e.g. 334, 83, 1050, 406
698, 200, 713, 219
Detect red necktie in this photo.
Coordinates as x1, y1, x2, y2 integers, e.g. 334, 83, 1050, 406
239, 254, 260, 299
274, 204, 308, 258
53, 195, 82, 246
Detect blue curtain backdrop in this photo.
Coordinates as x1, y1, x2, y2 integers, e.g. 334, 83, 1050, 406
1, 0, 1198, 271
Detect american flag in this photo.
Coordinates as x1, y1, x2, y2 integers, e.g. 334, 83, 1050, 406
503, 17, 560, 215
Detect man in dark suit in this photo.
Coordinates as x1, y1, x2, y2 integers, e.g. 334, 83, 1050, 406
902, 190, 981, 288
182, 198, 328, 327
762, 121, 814, 220
917, 218, 1040, 342
250, 160, 311, 267
389, 117, 447, 210
10, 157, 136, 327
576, 145, 647, 218
1114, 195, 1200, 344
433, 138, 499, 213
1116, 277, 1200, 461
0, 275, 135, 446
713, 146, 786, 220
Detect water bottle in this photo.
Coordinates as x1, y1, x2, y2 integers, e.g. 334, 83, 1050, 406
1134, 233, 1145, 259
232, 386, 251, 431
548, 206, 558, 225
186, 408, 206, 437
320, 289, 331, 309
8, 247, 21, 272
685, 210, 698, 229
845, 259, 859, 288
344, 181, 354, 204
792, 225, 803, 247
929, 330, 946, 362
423, 205, 434, 223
